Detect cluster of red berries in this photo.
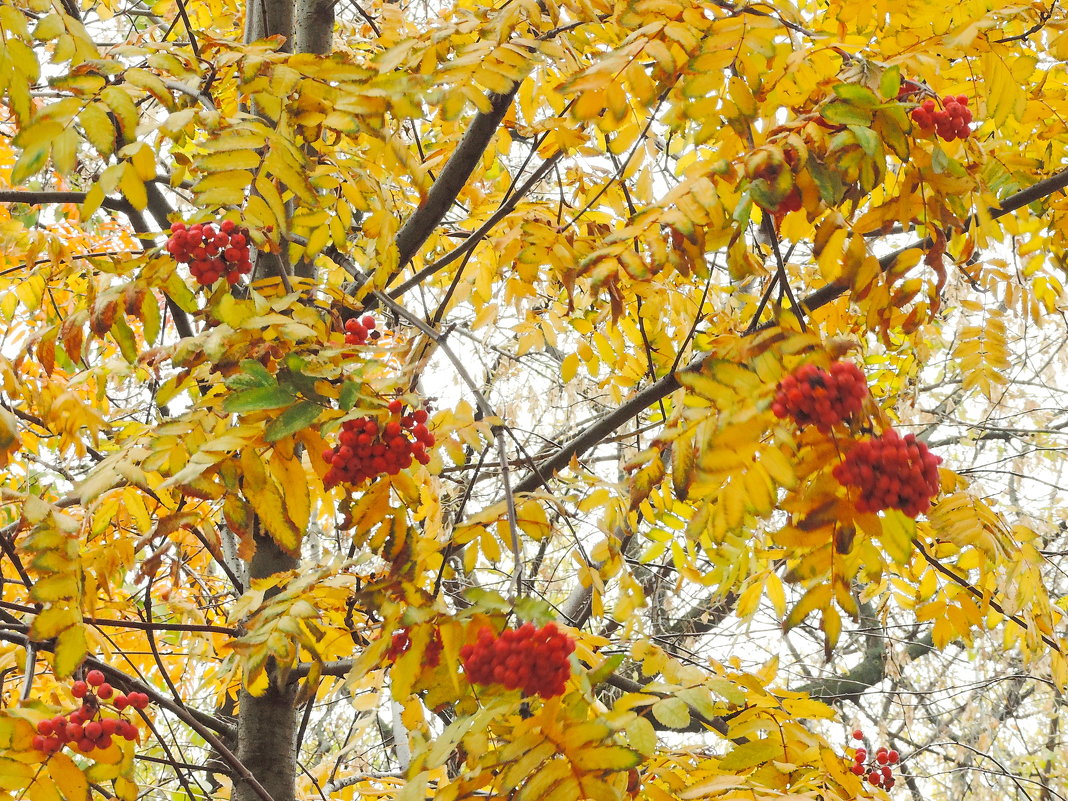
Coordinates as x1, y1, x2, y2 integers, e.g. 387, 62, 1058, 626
32, 670, 148, 755
772, 361, 868, 432
166, 221, 253, 286
910, 96, 973, 142
344, 314, 381, 345
323, 399, 434, 487
833, 429, 941, 517
386, 626, 442, 667
460, 622, 575, 699
849, 730, 899, 789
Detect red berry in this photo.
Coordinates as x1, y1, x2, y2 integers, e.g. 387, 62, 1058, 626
852, 729, 864, 740
887, 750, 899, 764
868, 772, 881, 785
86, 670, 105, 687
850, 764, 865, 775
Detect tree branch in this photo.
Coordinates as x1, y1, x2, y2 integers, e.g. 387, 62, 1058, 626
794, 632, 935, 704
511, 164, 1068, 497
391, 85, 520, 275
0, 190, 132, 214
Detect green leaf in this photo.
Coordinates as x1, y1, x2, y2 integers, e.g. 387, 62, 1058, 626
931, 145, 950, 175
717, 738, 784, 771
11, 122, 61, 184
879, 65, 902, 100
832, 83, 879, 107
821, 100, 873, 126
651, 697, 690, 728
223, 386, 295, 413
264, 400, 324, 442
847, 125, 881, 158
587, 653, 625, 687
225, 359, 277, 390
339, 380, 360, 411
110, 313, 138, 363
163, 272, 199, 314
463, 587, 511, 611
807, 158, 844, 205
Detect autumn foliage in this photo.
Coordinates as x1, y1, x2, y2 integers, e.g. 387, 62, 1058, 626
0, 0, 1067, 800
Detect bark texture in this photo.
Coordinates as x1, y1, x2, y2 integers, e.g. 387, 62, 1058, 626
232, 533, 299, 801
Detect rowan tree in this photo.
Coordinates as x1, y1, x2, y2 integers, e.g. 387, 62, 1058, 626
0, 0, 1066, 800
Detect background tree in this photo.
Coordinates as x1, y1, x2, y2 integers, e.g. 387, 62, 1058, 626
0, 0, 1067, 800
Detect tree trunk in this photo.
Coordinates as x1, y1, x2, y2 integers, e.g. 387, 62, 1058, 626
231, 0, 334, 795
233, 532, 300, 801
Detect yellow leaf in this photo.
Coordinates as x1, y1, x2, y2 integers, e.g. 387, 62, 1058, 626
0, 757, 33, 790
48, 753, 89, 801
269, 449, 310, 535
0, 407, 21, 467
119, 161, 147, 210
717, 737, 784, 771
569, 745, 642, 772
30, 606, 80, 640
242, 449, 301, 555
785, 583, 832, 629
112, 776, 138, 801
53, 625, 87, 678
651, 697, 689, 728
28, 775, 64, 801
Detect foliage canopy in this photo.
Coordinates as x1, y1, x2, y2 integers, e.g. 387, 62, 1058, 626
0, 0, 1067, 799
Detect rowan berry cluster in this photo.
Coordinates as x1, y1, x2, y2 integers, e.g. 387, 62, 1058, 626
833, 429, 942, 517
910, 96, 973, 142
166, 221, 252, 286
460, 622, 575, 699
32, 670, 148, 756
849, 730, 899, 790
323, 399, 434, 487
386, 626, 442, 668
344, 314, 381, 345
772, 361, 868, 432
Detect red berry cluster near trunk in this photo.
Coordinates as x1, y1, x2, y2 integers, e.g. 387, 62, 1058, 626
460, 622, 576, 699
833, 429, 941, 517
323, 400, 434, 488
910, 95, 973, 142
166, 221, 252, 286
849, 731, 899, 790
772, 361, 868, 432
386, 626, 443, 668
344, 314, 381, 345
32, 670, 149, 756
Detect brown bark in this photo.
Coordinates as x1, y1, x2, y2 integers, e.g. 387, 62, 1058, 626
233, 532, 299, 801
